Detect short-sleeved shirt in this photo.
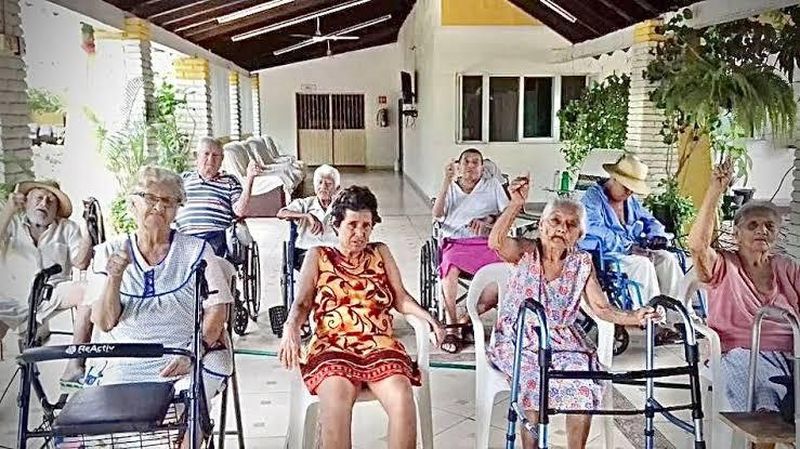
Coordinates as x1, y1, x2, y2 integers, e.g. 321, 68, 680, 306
281, 196, 339, 250
0, 215, 82, 302
176, 170, 243, 235
438, 177, 509, 239
706, 250, 800, 353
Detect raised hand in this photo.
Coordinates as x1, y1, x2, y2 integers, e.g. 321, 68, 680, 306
710, 157, 734, 194
5, 192, 25, 213
443, 159, 457, 183
305, 214, 324, 235
107, 248, 131, 279
508, 173, 531, 205
246, 159, 263, 180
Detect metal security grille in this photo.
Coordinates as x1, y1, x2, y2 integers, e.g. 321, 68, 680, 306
296, 94, 330, 130
296, 93, 366, 166
332, 94, 365, 130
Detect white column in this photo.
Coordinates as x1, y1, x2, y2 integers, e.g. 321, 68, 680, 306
122, 17, 156, 159
228, 71, 241, 141
0, 0, 32, 185
784, 68, 800, 259
251, 74, 261, 136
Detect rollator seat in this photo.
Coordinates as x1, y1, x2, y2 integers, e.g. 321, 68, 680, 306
53, 382, 175, 435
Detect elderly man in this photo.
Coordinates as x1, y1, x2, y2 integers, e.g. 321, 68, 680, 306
580, 153, 684, 344
0, 180, 93, 382
276, 164, 340, 270
176, 137, 262, 257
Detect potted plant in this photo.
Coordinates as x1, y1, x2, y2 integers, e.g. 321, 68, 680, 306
558, 73, 630, 185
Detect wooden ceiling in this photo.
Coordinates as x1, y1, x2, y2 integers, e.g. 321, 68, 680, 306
104, 0, 415, 71
104, 0, 691, 72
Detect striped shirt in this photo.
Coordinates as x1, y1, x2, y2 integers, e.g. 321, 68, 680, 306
176, 170, 243, 235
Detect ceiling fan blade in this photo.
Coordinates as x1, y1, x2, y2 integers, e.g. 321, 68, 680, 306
328, 35, 359, 40
290, 33, 312, 38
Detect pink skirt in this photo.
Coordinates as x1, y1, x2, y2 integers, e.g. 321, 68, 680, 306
438, 237, 502, 277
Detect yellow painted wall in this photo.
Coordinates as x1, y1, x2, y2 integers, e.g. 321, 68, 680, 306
441, 0, 540, 26
676, 131, 712, 212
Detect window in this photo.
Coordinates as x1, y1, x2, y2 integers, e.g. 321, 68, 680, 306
523, 77, 553, 138
457, 74, 587, 143
461, 76, 483, 141
489, 77, 519, 142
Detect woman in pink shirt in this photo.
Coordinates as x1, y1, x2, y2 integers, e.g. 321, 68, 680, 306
688, 158, 797, 413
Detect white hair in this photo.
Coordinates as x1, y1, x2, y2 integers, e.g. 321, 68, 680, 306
195, 136, 222, 153
734, 200, 783, 227
133, 166, 186, 204
540, 197, 587, 237
314, 164, 341, 187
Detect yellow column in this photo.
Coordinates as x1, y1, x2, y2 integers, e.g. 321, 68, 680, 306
228, 72, 241, 140
251, 75, 261, 136
173, 57, 212, 146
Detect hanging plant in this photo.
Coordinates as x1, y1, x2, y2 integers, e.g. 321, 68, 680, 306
558, 73, 630, 173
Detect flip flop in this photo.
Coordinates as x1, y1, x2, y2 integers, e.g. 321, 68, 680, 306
440, 333, 463, 354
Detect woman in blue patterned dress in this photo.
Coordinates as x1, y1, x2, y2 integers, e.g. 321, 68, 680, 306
487, 174, 659, 449
85, 166, 233, 421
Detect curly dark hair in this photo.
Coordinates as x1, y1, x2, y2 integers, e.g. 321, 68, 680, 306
329, 185, 382, 228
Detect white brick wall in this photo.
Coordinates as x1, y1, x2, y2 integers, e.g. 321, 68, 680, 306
175, 78, 213, 151
624, 40, 673, 188
229, 74, 241, 140
0, 0, 32, 185
123, 38, 156, 159
783, 70, 800, 259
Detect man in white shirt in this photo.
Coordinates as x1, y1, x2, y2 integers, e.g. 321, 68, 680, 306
0, 180, 93, 382
277, 165, 340, 269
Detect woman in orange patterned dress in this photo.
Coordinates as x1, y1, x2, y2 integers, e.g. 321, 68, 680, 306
279, 185, 445, 449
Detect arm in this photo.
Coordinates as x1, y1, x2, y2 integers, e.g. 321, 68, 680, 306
377, 243, 443, 335
90, 248, 129, 331
283, 247, 319, 334
688, 160, 732, 282
488, 174, 533, 263
635, 199, 666, 238
233, 161, 263, 217
583, 189, 624, 253
583, 262, 657, 326
69, 221, 93, 270
0, 193, 24, 254
202, 304, 227, 346
432, 160, 456, 219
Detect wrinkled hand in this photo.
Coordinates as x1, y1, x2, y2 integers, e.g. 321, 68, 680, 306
160, 356, 191, 377
6, 192, 25, 213
508, 173, 531, 205
443, 159, 457, 183
711, 157, 734, 194
305, 214, 324, 236
279, 327, 302, 370
106, 248, 130, 279
469, 218, 490, 236
246, 160, 263, 180
631, 307, 661, 326
630, 245, 653, 259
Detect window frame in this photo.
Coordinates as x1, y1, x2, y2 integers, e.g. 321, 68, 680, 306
455, 73, 590, 144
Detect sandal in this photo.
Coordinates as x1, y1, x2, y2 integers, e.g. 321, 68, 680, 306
440, 333, 463, 354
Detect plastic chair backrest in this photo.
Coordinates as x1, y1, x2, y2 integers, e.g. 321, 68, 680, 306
221, 142, 251, 178
245, 137, 272, 166
466, 263, 511, 368
265, 137, 282, 160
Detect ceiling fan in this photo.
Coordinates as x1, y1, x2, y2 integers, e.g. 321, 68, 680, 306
289, 17, 360, 43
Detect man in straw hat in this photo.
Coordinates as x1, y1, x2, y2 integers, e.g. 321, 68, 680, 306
580, 153, 685, 344
0, 180, 94, 382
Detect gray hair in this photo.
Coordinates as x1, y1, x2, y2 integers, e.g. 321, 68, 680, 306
733, 200, 783, 227
195, 136, 222, 153
132, 166, 186, 204
540, 197, 587, 237
314, 164, 341, 187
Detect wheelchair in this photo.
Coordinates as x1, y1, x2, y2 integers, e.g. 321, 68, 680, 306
505, 295, 707, 449
82, 197, 106, 247
268, 222, 311, 339
226, 223, 261, 336
15, 260, 244, 449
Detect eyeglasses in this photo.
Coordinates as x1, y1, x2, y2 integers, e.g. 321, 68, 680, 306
132, 192, 181, 209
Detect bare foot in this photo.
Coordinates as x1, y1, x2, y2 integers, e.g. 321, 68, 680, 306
60, 360, 85, 384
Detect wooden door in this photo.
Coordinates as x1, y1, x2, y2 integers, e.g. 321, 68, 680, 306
332, 94, 366, 166
296, 93, 333, 165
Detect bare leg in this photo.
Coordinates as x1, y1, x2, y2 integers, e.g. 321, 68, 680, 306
367, 375, 416, 449
475, 282, 499, 315
566, 415, 592, 449
58, 283, 92, 382
442, 268, 460, 326
317, 376, 359, 449
521, 410, 539, 449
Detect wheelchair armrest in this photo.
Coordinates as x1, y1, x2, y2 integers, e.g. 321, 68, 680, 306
18, 343, 194, 364
404, 314, 430, 372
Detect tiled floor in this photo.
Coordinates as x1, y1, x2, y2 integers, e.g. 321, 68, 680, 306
0, 169, 710, 448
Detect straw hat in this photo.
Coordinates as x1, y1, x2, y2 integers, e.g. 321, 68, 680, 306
16, 180, 73, 218
602, 153, 651, 195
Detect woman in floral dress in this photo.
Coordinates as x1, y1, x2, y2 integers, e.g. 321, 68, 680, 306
487, 174, 659, 449
279, 185, 444, 449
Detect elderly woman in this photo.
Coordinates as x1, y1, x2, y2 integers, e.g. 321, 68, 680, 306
276, 164, 340, 270
488, 174, 658, 449
433, 148, 508, 353
279, 185, 444, 449
689, 159, 797, 418
85, 166, 233, 427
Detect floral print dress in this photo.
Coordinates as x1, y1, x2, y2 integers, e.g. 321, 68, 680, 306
300, 243, 420, 394
487, 248, 606, 410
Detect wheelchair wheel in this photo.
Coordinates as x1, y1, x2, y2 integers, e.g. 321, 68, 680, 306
419, 242, 430, 311
233, 299, 249, 336
242, 243, 261, 322
613, 325, 629, 356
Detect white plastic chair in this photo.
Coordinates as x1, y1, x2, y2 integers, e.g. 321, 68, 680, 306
285, 314, 434, 449
467, 262, 615, 449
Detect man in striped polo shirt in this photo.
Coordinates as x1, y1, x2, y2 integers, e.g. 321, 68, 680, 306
176, 137, 261, 257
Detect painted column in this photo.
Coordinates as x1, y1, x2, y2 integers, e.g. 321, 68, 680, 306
122, 17, 156, 158
173, 57, 213, 151
785, 69, 800, 259
624, 19, 675, 188
228, 71, 241, 141
251, 74, 261, 136
0, 0, 32, 186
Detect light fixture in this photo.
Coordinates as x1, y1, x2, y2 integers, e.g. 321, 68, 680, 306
217, 0, 294, 24
540, 0, 577, 23
232, 0, 372, 42
273, 14, 392, 56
